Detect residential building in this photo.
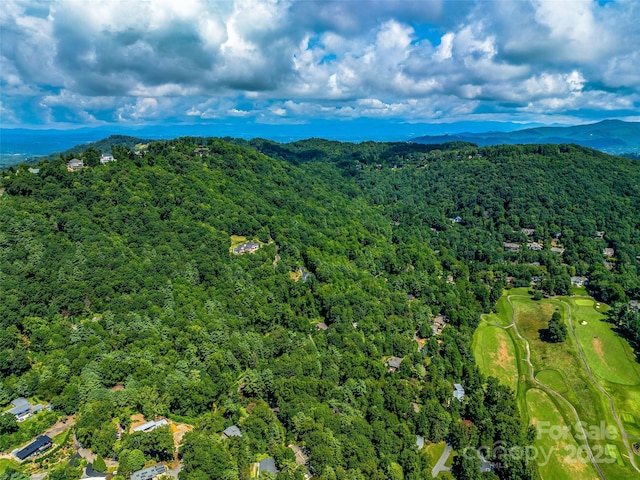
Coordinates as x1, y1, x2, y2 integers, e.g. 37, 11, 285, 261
67, 158, 84, 171
100, 154, 115, 164
258, 457, 277, 476
503, 242, 521, 253
222, 425, 242, 439
7, 398, 31, 418
232, 241, 260, 255
385, 357, 403, 372
15, 435, 52, 461
133, 418, 168, 433
453, 384, 465, 402
131, 464, 166, 480
570, 276, 589, 287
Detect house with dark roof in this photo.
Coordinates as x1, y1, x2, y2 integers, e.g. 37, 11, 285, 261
386, 357, 403, 372
131, 464, 166, 480
15, 435, 52, 461
222, 425, 242, 439
258, 457, 277, 476
232, 241, 260, 255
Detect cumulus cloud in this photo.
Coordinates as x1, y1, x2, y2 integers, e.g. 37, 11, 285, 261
1, 0, 639, 126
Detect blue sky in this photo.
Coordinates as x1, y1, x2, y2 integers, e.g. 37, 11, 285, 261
1, 0, 639, 134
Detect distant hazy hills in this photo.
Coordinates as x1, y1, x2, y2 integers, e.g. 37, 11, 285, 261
410, 120, 640, 154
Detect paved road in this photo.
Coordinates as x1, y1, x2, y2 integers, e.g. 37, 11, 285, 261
165, 462, 183, 478
44, 415, 76, 438
431, 442, 452, 477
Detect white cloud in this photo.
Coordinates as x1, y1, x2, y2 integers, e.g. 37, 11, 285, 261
1, 0, 638, 126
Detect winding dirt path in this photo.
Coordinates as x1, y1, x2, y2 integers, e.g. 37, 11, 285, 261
505, 295, 606, 479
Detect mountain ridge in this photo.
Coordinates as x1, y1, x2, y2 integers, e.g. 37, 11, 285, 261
410, 119, 640, 154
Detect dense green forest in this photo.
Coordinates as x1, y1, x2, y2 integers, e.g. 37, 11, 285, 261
1, 137, 639, 480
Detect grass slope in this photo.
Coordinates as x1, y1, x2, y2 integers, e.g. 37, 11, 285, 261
477, 290, 640, 479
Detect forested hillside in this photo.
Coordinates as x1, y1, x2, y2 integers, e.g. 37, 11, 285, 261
1, 137, 639, 480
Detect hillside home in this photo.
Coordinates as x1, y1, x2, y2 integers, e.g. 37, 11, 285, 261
386, 357, 403, 372
521, 228, 535, 236
571, 276, 589, 287
603, 248, 615, 257
67, 158, 84, 171
131, 464, 166, 480
15, 435, 52, 461
527, 242, 543, 251
222, 425, 242, 439
100, 154, 115, 164
7, 398, 31, 417
132, 418, 168, 433
503, 242, 521, 253
432, 315, 447, 336
232, 241, 260, 255
453, 384, 465, 402
258, 458, 277, 476
7, 398, 46, 421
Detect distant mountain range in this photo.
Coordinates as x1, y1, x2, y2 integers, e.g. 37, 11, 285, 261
1, 119, 638, 169
410, 120, 640, 154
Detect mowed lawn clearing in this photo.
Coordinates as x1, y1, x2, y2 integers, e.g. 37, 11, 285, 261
526, 388, 600, 480
536, 369, 568, 393
473, 321, 518, 391
569, 297, 640, 386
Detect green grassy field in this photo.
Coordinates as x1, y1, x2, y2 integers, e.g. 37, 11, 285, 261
526, 388, 600, 480
475, 292, 640, 479
569, 298, 640, 385
535, 369, 568, 393
0, 458, 22, 473
473, 321, 519, 391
